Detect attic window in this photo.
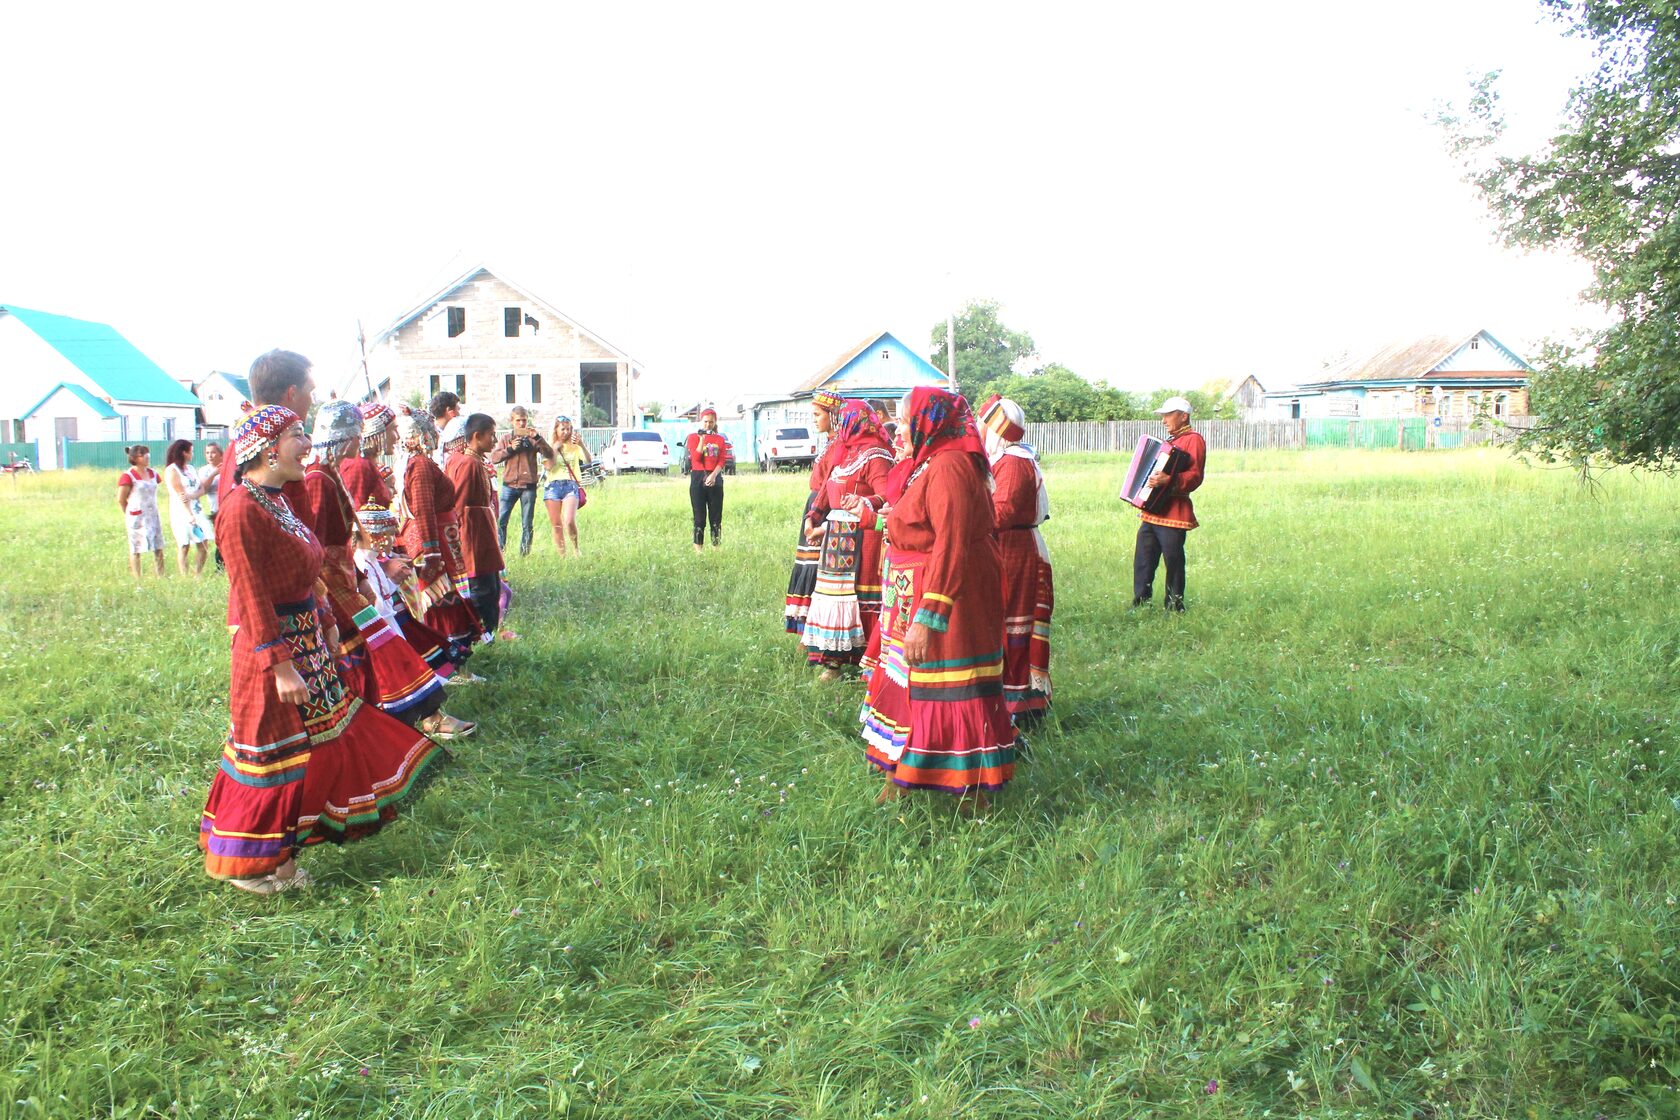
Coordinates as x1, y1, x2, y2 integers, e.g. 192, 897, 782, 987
1469, 338, 1479, 350
447, 307, 466, 338
882, 350, 890, 358
505, 307, 521, 338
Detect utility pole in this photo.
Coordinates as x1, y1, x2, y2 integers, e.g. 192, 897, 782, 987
946, 310, 957, 393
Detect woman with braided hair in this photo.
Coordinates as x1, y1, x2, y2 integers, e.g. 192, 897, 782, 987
199, 405, 445, 894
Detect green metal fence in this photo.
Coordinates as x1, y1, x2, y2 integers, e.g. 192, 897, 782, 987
63, 440, 173, 471
0, 441, 38, 467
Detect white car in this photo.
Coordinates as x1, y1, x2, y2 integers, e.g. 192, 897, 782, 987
757, 425, 820, 472
599, 428, 672, 475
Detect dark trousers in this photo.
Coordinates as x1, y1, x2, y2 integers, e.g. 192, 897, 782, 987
468, 573, 501, 637
497, 484, 537, 555
689, 472, 723, 545
1133, 522, 1188, 606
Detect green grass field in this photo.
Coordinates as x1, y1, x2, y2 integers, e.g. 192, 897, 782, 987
2, 450, 1678, 1119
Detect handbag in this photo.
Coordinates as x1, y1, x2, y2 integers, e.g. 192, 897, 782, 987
562, 446, 589, 509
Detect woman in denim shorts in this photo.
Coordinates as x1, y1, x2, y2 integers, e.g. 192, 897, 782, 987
543, 416, 592, 557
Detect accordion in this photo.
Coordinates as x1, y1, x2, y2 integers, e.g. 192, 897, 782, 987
1120, 434, 1190, 513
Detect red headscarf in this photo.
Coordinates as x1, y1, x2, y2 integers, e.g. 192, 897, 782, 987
881, 387, 985, 503
833, 398, 890, 459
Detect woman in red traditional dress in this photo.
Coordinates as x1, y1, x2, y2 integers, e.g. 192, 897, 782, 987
860, 388, 1017, 810
199, 406, 445, 894
395, 407, 485, 679
340, 402, 472, 686
978, 394, 1053, 725
801, 399, 894, 680
300, 402, 468, 738
783, 389, 844, 636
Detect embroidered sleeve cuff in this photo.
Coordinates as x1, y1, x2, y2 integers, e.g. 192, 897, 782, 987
251, 635, 291, 667
913, 592, 954, 632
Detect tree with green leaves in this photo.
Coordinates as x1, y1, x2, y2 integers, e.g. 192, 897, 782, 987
1447, 1, 1680, 469
988, 366, 1149, 421
1146, 387, 1237, 422
930, 299, 1036, 404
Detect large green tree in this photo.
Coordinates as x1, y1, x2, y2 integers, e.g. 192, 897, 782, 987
1450, 1, 1680, 468
929, 299, 1036, 404
986, 365, 1150, 422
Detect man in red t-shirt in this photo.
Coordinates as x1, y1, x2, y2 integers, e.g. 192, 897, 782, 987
1132, 396, 1207, 612
685, 409, 728, 552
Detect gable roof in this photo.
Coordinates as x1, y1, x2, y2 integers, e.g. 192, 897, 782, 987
368, 264, 642, 366
792, 330, 946, 395
1, 305, 199, 406
1309, 330, 1531, 386
199, 371, 251, 401
22, 381, 122, 420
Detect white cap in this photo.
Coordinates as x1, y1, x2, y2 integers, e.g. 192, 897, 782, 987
1154, 395, 1193, 416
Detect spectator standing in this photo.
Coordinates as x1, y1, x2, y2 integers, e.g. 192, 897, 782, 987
117, 445, 166, 579
164, 439, 217, 575
685, 408, 728, 553
203, 442, 226, 571
543, 415, 592, 557
429, 391, 461, 467
490, 406, 552, 558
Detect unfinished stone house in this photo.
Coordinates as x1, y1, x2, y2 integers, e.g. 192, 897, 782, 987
352, 265, 641, 428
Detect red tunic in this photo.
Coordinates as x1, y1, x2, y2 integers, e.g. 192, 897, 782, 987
445, 450, 503, 579
199, 483, 442, 880
338, 454, 393, 510
861, 451, 1016, 793
1139, 428, 1206, 531
300, 463, 443, 721
991, 453, 1053, 716
399, 453, 482, 643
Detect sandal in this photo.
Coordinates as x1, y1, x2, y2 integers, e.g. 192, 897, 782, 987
421, 713, 476, 740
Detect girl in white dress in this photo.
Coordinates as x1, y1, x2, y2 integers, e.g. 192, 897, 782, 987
164, 439, 218, 575
116, 445, 165, 579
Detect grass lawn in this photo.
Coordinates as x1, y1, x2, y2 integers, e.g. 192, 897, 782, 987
1, 450, 1678, 1119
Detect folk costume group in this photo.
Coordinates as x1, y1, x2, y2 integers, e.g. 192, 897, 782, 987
198, 348, 1206, 889
200, 351, 522, 894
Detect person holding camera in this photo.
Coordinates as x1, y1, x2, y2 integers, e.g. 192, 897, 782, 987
490, 406, 553, 558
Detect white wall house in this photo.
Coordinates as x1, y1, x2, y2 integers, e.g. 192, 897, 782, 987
1264, 330, 1532, 422
0, 304, 201, 466
194, 370, 252, 431
347, 264, 644, 430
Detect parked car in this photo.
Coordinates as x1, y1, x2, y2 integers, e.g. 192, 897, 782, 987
757, 426, 819, 472
599, 429, 672, 475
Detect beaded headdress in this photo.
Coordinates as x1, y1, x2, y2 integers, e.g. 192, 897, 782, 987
234, 405, 301, 466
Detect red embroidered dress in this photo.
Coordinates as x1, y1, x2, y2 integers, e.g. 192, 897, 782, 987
861, 391, 1016, 794
784, 440, 839, 634
803, 404, 893, 667
398, 453, 483, 646
991, 451, 1053, 716
300, 462, 444, 724
199, 483, 443, 880
342, 453, 464, 677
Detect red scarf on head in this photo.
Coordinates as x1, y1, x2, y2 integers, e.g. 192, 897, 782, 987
881, 387, 986, 503
834, 399, 890, 461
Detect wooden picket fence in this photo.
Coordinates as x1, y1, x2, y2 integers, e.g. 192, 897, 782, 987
1024, 418, 1534, 455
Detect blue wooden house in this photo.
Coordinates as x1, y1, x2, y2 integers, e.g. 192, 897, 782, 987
754, 330, 951, 430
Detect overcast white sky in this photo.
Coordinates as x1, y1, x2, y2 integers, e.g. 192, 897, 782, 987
0, 1, 1603, 403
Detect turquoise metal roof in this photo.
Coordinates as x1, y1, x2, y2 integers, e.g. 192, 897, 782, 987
22, 381, 122, 420
2, 304, 199, 407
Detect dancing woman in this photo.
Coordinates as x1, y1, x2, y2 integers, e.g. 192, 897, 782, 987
978, 394, 1053, 724
199, 406, 444, 893
394, 408, 485, 679
783, 389, 844, 635
860, 388, 1016, 810
801, 399, 894, 680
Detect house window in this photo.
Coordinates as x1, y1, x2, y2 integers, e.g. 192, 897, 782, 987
1493, 393, 1508, 418
447, 306, 466, 338
163, 418, 175, 441
1470, 338, 1480, 350
429, 374, 440, 398
530, 374, 542, 404
882, 350, 891, 359
452, 374, 466, 398
506, 374, 518, 403
1289, 400, 1301, 420
505, 307, 521, 338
